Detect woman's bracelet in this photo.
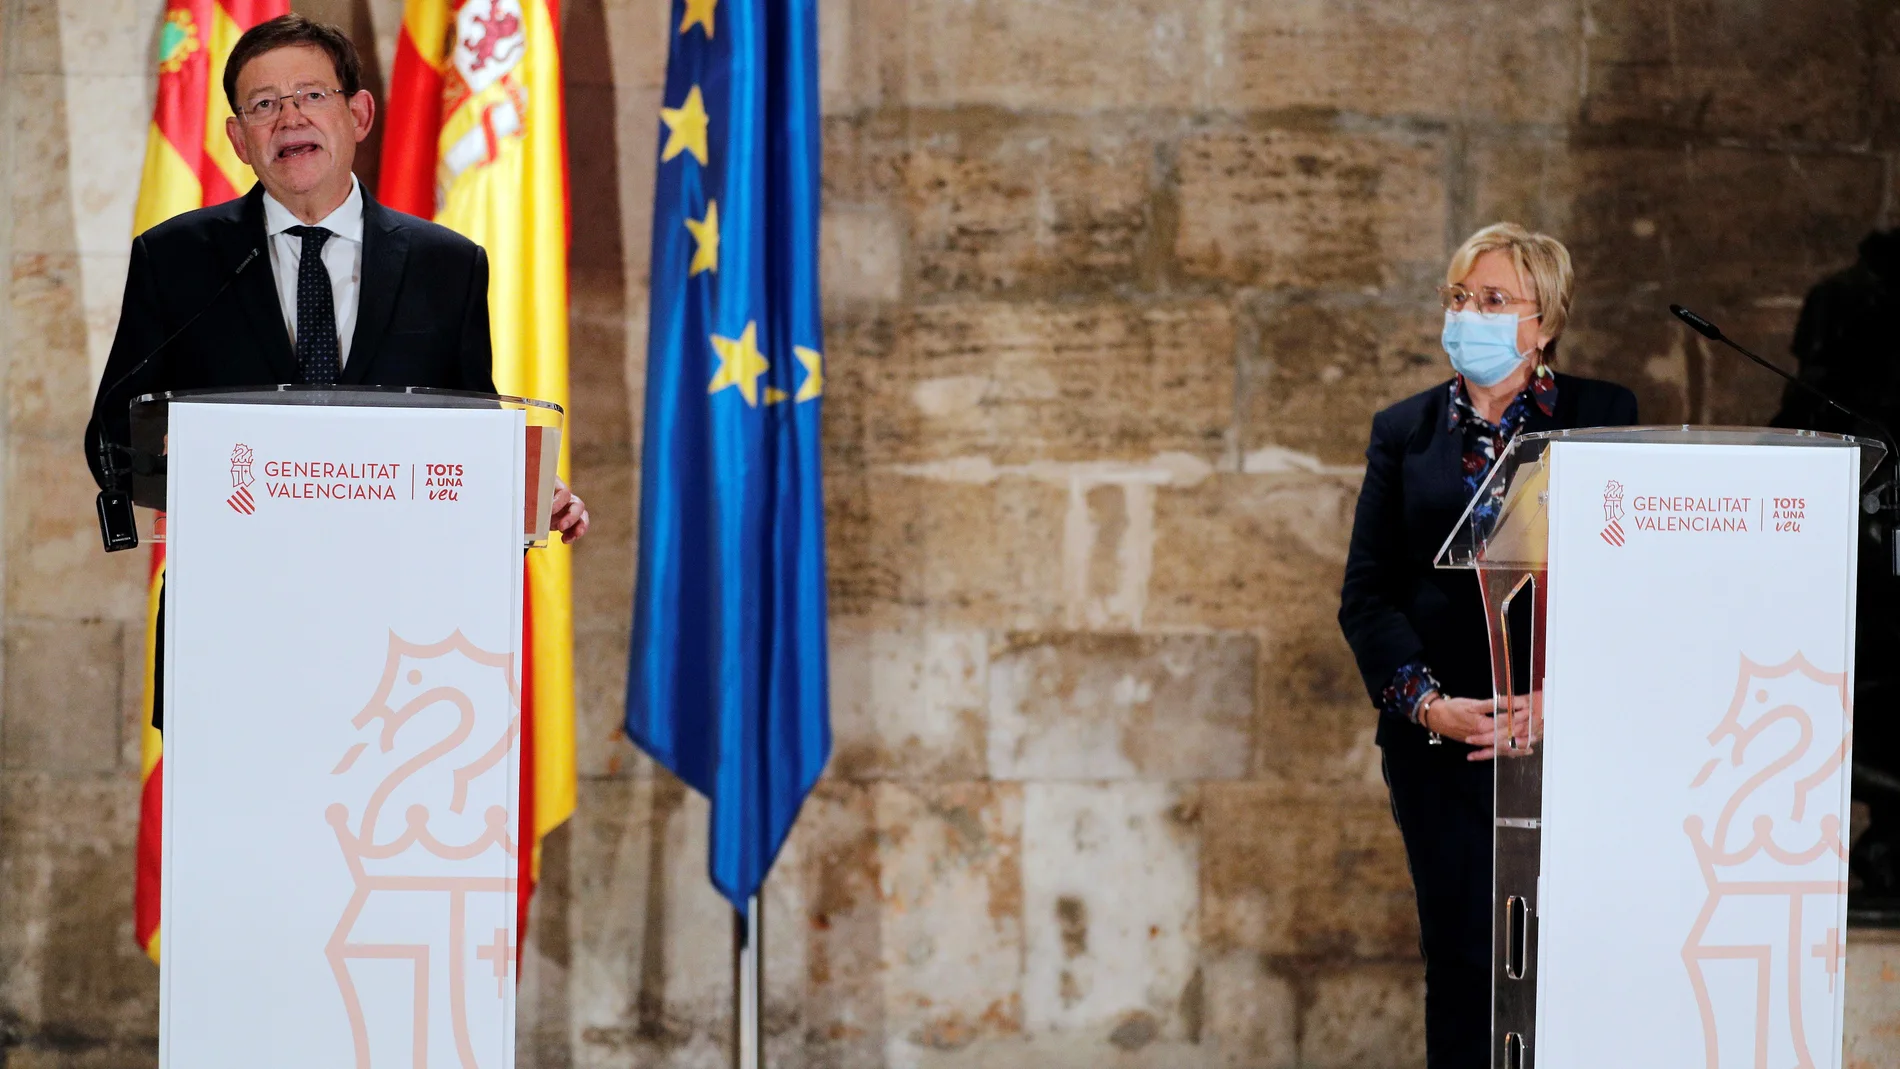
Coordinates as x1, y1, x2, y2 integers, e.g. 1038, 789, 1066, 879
1420, 693, 1446, 745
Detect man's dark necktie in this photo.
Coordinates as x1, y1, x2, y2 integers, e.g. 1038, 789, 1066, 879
285, 225, 339, 385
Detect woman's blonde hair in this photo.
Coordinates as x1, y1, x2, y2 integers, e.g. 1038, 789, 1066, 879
1446, 222, 1575, 356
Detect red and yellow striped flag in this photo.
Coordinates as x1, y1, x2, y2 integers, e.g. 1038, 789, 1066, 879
134, 524, 167, 963
381, 0, 576, 939
132, 0, 286, 963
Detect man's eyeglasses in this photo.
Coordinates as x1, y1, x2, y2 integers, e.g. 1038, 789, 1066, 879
237, 87, 345, 126
1438, 284, 1534, 315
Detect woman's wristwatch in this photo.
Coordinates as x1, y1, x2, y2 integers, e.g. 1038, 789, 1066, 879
1419, 692, 1446, 745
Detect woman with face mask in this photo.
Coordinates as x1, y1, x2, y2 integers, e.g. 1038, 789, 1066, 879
1337, 223, 1639, 1067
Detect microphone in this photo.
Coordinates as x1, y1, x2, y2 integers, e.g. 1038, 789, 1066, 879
1669, 303, 1900, 574
94, 246, 263, 552
1668, 304, 1723, 341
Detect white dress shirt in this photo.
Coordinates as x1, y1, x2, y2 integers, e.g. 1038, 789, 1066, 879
262, 176, 365, 367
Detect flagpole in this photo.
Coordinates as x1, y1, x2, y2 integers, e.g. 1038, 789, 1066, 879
733, 893, 762, 1069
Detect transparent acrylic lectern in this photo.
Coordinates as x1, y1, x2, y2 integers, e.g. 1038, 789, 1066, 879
127, 385, 565, 546
125, 385, 565, 1069
1433, 426, 1885, 1069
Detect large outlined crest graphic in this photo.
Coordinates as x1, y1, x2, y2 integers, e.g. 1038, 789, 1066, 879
1682, 653, 1851, 1069
325, 631, 519, 1068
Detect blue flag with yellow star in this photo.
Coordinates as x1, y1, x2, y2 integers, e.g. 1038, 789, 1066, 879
626, 0, 829, 914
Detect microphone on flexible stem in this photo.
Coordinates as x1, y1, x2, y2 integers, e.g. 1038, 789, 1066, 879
1668, 302, 1900, 575
1668, 304, 1882, 438
93, 246, 263, 552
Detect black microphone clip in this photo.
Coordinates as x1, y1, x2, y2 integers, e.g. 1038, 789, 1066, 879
97, 488, 138, 552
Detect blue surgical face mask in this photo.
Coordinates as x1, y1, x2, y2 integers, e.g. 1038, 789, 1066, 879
1442, 309, 1540, 387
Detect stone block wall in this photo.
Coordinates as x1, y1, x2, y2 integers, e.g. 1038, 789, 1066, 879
2, 0, 1898, 1067
2, 1, 175, 1065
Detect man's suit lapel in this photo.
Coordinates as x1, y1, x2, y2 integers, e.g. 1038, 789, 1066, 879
229, 187, 296, 383
342, 191, 409, 386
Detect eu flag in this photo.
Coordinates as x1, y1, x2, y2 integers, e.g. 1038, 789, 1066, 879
626, 0, 830, 914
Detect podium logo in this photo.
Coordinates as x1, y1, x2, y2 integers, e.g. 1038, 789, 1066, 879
228, 443, 256, 515
1600, 478, 1626, 546
1682, 653, 1850, 1069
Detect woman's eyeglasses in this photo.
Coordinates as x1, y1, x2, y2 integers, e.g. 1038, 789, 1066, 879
1438, 284, 1533, 315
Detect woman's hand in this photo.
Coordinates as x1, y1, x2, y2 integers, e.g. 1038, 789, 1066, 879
1421, 692, 1539, 761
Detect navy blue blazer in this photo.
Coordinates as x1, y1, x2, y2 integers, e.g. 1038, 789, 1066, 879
1338, 373, 1640, 751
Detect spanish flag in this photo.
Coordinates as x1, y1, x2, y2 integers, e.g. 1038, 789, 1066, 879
380, 0, 575, 940
131, 0, 286, 963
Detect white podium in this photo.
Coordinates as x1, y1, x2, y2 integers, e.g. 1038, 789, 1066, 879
1437, 427, 1884, 1069
131, 386, 561, 1069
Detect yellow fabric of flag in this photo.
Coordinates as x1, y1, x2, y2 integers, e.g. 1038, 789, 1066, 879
425, 0, 576, 885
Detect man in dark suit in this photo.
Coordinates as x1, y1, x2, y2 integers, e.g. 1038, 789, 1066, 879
86, 14, 587, 540
90, 16, 587, 730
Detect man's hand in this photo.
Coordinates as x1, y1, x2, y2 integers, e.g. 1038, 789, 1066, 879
551, 477, 590, 544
